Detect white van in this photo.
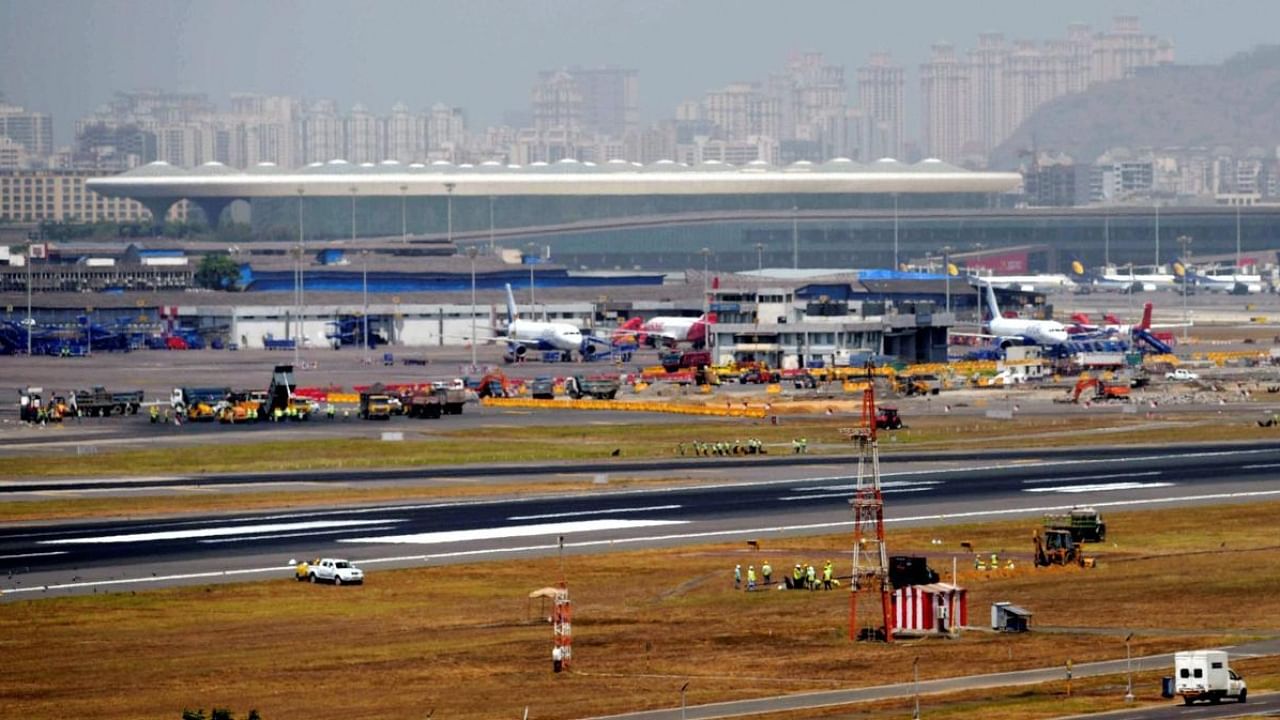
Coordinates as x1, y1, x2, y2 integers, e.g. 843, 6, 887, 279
1175, 650, 1246, 705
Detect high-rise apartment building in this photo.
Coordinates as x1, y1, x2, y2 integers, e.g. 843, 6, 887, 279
920, 43, 971, 162
532, 71, 583, 133
0, 103, 54, 158
1092, 16, 1174, 84
301, 100, 341, 164
344, 104, 380, 164
702, 83, 780, 143
384, 102, 427, 163
967, 33, 1007, 157
565, 66, 639, 138
856, 52, 905, 159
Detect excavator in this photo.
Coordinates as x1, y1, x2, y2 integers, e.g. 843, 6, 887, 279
1070, 376, 1131, 403
476, 371, 514, 399
1033, 529, 1094, 568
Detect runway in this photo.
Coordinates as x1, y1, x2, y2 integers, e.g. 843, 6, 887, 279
4, 443, 1280, 599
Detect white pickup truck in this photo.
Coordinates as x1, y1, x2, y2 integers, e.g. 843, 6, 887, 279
1165, 368, 1200, 381
1175, 650, 1246, 705
306, 558, 364, 585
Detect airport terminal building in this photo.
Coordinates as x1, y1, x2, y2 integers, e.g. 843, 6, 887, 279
85, 159, 1280, 273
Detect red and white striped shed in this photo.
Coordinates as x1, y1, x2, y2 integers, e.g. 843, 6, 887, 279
891, 583, 967, 635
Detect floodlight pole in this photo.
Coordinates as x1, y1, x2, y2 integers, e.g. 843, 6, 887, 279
701, 247, 711, 317
361, 249, 370, 364
489, 195, 496, 254
1179, 236, 1191, 341
25, 239, 32, 355
527, 242, 537, 312
893, 193, 900, 271
1124, 633, 1135, 703
399, 184, 408, 244
791, 205, 799, 269
468, 246, 478, 371
942, 245, 952, 314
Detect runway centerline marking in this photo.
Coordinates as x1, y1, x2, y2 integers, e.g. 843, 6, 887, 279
38, 519, 405, 545
340, 518, 686, 546
1024, 481, 1175, 494
0, 551, 67, 560
507, 504, 681, 521
1021, 471, 1163, 485
198, 525, 402, 544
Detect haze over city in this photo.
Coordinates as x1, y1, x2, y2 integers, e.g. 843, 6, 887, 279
4, 0, 1280, 145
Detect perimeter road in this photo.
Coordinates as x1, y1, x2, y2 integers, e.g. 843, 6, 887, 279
583, 640, 1280, 720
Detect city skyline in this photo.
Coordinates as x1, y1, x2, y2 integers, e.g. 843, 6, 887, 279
4, 0, 1279, 148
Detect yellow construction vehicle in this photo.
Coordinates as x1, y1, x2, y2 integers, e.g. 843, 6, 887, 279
1033, 529, 1094, 568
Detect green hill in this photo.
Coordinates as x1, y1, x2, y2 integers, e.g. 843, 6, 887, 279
990, 45, 1280, 169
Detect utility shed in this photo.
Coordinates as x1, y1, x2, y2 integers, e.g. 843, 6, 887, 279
991, 601, 1033, 632
891, 583, 967, 636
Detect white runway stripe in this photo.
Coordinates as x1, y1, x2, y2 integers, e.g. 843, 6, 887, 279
1024, 481, 1174, 494
780, 487, 936, 501
340, 518, 686, 546
507, 504, 681, 521
198, 525, 400, 544
39, 519, 403, 545
1021, 471, 1162, 485
0, 551, 67, 560
791, 480, 941, 493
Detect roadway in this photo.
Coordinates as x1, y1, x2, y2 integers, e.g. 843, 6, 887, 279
585, 639, 1280, 719
4, 442, 1280, 599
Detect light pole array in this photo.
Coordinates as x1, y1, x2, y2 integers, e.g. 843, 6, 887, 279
527, 242, 537, 314
444, 182, 456, 246
700, 247, 711, 317
467, 246, 478, 371
488, 195, 496, 255
893, 193, 900, 271
755, 242, 764, 274
399, 184, 408, 244
1178, 235, 1192, 341
360, 249, 370, 363
295, 187, 305, 365
791, 205, 799, 269
25, 236, 33, 355
942, 245, 953, 314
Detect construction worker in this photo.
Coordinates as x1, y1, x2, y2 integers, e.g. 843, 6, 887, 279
976, 556, 987, 572
149, 405, 159, 424
822, 561, 834, 590
806, 564, 817, 591
1005, 559, 1016, 571
792, 438, 801, 454
792, 564, 803, 589
800, 437, 808, 454
273, 406, 284, 422
343, 408, 351, 420
973, 554, 982, 570
747, 565, 757, 591
733, 564, 742, 590
761, 561, 772, 586
326, 403, 336, 420
990, 552, 999, 569
163, 407, 171, 423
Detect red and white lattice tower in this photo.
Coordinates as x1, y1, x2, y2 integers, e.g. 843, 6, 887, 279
848, 365, 893, 643
552, 581, 573, 668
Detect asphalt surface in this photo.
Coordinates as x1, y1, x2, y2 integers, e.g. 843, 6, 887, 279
4, 442, 1280, 599
1060, 693, 1280, 719
585, 640, 1280, 720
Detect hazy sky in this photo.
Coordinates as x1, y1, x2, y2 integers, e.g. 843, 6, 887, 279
4, 0, 1280, 145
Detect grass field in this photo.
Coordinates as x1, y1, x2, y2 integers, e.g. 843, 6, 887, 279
4, 501, 1279, 719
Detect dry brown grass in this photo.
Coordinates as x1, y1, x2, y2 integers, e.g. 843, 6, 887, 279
4, 501, 1280, 719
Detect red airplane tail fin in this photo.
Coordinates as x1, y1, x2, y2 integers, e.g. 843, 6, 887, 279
1138, 303, 1153, 331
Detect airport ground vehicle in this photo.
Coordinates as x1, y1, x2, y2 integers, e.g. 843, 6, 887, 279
1167, 368, 1200, 381
739, 365, 780, 384
217, 390, 266, 423
661, 350, 712, 373
1175, 651, 1247, 705
475, 371, 514, 399
875, 406, 904, 430
895, 374, 941, 396
359, 390, 394, 420
432, 380, 467, 415
530, 378, 556, 399
265, 365, 312, 420
73, 386, 144, 416
307, 558, 364, 585
566, 375, 620, 400
1071, 377, 1131, 403
1044, 507, 1107, 542
171, 387, 229, 421
1033, 529, 1089, 567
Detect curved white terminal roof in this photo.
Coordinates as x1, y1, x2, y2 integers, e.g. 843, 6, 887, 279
87, 158, 1021, 199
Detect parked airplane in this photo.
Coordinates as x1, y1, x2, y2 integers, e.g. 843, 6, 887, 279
1189, 268, 1264, 294
968, 282, 1070, 347
1068, 302, 1185, 337
978, 274, 1078, 293
1071, 262, 1178, 293
502, 283, 592, 362
638, 313, 715, 348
